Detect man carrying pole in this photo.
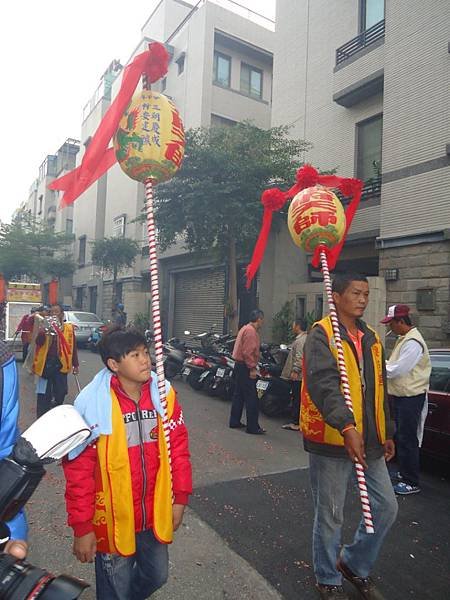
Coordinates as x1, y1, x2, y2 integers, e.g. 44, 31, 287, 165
301, 273, 397, 600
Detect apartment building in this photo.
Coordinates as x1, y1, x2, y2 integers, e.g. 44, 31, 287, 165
72, 0, 274, 333
20, 138, 80, 304
264, 0, 450, 345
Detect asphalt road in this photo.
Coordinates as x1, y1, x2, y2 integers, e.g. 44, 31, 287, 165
15, 350, 450, 599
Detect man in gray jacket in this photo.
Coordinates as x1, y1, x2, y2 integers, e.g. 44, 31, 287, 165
281, 318, 307, 431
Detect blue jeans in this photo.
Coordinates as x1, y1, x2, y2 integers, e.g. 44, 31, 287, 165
393, 394, 425, 486
95, 530, 168, 600
309, 453, 398, 585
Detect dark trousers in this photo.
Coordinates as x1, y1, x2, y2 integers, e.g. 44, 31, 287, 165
290, 380, 301, 423
22, 343, 29, 362
95, 529, 168, 599
229, 362, 260, 433
393, 393, 426, 486
37, 371, 68, 418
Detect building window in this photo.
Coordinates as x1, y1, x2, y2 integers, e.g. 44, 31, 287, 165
240, 63, 263, 99
78, 235, 86, 266
360, 0, 384, 31
213, 51, 231, 87
356, 114, 383, 183
113, 215, 126, 238
211, 114, 237, 127
296, 296, 306, 320
65, 218, 73, 235
38, 195, 43, 215
315, 295, 324, 320
75, 287, 84, 310
176, 54, 185, 75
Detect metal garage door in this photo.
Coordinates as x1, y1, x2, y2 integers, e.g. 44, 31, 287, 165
173, 268, 225, 338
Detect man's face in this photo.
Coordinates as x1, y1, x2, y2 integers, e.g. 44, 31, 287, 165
389, 319, 402, 335
292, 322, 301, 335
333, 280, 369, 320
50, 305, 63, 322
108, 344, 152, 384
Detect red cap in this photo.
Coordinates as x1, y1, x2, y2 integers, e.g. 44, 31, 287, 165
380, 304, 410, 324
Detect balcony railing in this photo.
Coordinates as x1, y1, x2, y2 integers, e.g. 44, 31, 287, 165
336, 20, 385, 66
361, 176, 381, 201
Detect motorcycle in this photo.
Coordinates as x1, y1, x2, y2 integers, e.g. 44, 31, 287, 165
87, 324, 108, 353
145, 329, 192, 380
256, 344, 292, 417
182, 329, 234, 392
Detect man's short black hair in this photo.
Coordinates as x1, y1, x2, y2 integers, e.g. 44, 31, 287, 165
394, 315, 412, 327
249, 309, 264, 322
294, 317, 306, 330
99, 326, 148, 370
332, 273, 368, 295
50, 302, 64, 313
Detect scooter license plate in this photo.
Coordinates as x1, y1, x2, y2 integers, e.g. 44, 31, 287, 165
216, 368, 226, 378
182, 367, 191, 376
256, 380, 269, 391
199, 370, 210, 382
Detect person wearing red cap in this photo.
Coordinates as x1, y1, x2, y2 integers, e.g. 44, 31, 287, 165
381, 305, 431, 495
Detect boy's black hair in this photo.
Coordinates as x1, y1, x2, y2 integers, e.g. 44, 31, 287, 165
332, 273, 368, 295
99, 325, 148, 370
249, 309, 264, 322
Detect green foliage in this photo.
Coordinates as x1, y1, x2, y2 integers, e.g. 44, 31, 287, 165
272, 300, 295, 344
133, 312, 151, 334
0, 212, 75, 282
153, 121, 310, 256
91, 237, 140, 277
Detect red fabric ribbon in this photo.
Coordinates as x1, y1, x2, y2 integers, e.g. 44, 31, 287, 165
48, 42, 169, 206
245, 165, 363, 288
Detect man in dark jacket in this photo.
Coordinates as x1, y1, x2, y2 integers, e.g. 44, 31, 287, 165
301, 274, 397, 600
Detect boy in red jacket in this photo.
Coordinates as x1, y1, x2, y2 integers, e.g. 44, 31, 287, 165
63, 327, 192, 599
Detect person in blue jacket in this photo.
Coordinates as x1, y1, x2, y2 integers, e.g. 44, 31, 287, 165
0, 338, 28, 558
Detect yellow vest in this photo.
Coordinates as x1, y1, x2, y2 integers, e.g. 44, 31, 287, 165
32, 322, 75, 377
301, 316, 386, 446
93, 387, 176, 555
387, 327, 431, 397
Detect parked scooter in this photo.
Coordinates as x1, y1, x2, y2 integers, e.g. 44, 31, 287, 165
145, 329, 192, 380
87, 324, 109, 353
256, 344, 292, 416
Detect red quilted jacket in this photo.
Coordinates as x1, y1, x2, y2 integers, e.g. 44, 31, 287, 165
63, 375, 192, 537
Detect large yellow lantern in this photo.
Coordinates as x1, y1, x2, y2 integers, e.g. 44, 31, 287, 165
288, 186, 346, 252
114, 90, 185, 183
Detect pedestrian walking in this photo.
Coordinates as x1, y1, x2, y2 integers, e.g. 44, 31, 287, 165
32, 302, 79, 418
63, 326, 192, 600
114, 302, 128, 327
15, 307, 37, 361
281, 317, 307, 431
381, 304, 431, 495
301, 273, 397, 600
0, 338, 28, 556
229, 309, 266, 434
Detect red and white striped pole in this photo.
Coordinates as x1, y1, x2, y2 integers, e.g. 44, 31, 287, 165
142, 68, 172, 490
144, 178, 173, 490
320, 249, 374, 534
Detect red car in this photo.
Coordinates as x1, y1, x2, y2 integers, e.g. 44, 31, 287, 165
422, 350, 450, 462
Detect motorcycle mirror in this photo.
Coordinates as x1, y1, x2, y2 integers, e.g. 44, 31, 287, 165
184, 330, 191, 335
280, 344, 287, 350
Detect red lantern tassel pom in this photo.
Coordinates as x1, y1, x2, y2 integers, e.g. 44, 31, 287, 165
145, 42, 170, 84
245, 188, 286, 288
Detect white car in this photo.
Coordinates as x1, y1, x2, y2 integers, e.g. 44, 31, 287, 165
64, 311, 104, 345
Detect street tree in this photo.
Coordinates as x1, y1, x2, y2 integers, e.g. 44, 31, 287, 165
91, 237, 140, 314
0, 212, 76, 283
153, 121, 310, 333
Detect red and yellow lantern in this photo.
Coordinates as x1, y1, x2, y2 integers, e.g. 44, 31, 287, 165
287, 186, 346, 253
114, 90, 185, 184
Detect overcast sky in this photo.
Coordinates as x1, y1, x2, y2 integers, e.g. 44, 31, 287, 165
0, 0, 275, 223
